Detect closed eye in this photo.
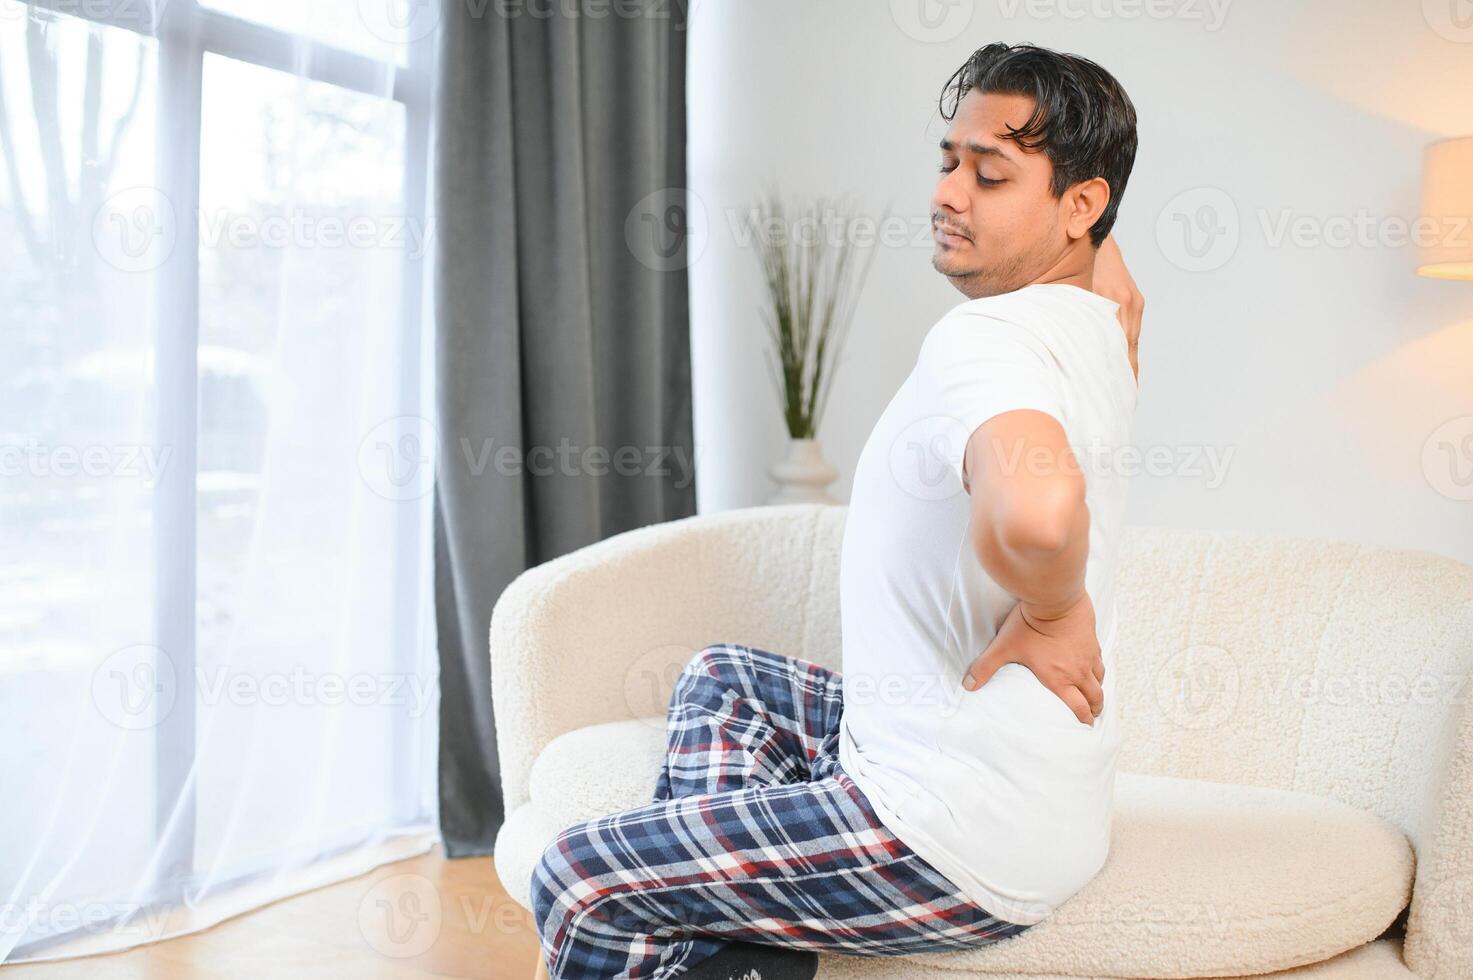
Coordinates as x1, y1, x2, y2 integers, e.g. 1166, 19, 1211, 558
938, 163, 1003, 187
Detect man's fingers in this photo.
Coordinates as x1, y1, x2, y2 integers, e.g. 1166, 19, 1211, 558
1079, 673, 1105, 719
963, 646, 1011, 692
1057, 685, 1094, 727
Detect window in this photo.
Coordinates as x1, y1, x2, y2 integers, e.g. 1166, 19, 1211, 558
0, 0, 438, 959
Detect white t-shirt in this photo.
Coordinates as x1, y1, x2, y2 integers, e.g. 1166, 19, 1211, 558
837, 281, 1138, 926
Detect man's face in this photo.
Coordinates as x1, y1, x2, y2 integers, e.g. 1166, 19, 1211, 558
931, 89, 1068, 299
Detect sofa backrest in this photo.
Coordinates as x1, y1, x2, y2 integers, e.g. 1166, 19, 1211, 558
696, 505, 1473, 847
1107, 524, 1473, 848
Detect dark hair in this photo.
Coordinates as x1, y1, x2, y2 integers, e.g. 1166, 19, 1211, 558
938, 42, 1138, 247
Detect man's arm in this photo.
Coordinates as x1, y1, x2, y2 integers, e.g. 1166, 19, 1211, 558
958, 408, 1105, 726
963, 408, 1088, 614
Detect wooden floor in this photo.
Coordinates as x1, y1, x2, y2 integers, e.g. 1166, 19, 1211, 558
0, 848, 542, 979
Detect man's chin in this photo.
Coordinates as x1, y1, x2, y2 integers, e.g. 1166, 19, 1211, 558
931, 258, 1001, 299
932, 252, 981, 281
931, 249, 957, 270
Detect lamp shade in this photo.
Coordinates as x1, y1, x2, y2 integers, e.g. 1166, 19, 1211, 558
1417, 136, 1473, 280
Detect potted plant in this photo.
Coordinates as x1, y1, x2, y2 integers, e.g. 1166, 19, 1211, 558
745, 190, 879, 504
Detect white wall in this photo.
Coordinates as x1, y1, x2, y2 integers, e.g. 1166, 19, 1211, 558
686, 0, 1473, 565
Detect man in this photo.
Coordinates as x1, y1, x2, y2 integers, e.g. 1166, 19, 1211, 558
532, 41, 1142, 979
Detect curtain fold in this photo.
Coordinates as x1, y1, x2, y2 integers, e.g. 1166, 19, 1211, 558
432, 0, 696, 856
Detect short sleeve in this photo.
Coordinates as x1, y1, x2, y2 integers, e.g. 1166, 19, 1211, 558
916, 312, 1067, 494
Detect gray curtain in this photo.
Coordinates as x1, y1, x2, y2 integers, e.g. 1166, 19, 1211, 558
432, 0, 696, 857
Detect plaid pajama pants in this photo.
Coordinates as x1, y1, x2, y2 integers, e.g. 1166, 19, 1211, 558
529, 643, 1032, 978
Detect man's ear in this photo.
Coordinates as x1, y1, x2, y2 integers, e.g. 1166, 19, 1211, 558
1062, 177, 1111, 243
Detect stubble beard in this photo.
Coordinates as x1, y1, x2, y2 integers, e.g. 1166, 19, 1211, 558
932, 244, 1032, 300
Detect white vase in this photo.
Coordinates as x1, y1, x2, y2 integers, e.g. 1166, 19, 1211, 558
767, 437, 840, 505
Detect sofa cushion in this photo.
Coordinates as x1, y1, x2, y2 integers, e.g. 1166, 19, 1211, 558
521, 719, 1415, 978
528, 716, 670, 821
812, 937, 1418, 979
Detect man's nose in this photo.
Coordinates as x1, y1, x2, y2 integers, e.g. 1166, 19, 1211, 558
932, 169, 970, 221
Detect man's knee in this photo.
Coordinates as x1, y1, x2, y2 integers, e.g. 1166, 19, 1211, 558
674, 644, 733, 691
669, 644, 762, 711
530, 831, 583, 946
531, 822, 652, 968
684, 642, 767, 681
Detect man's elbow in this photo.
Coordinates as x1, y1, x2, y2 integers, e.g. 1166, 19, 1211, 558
982, 481, 1086, 558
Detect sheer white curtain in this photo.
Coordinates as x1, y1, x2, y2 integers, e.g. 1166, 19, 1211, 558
0, 0, 440, 961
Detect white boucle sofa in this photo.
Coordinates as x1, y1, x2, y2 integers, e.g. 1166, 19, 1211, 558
490, 504, 1473, 979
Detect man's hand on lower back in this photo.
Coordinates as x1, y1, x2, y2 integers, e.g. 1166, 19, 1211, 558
961, 590, 1105, 726
1093, 234, 1142, 384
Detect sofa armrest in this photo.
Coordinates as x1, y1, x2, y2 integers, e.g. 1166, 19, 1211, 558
489, 504, 844, 815
1405, 685, 1473, 979
490, 517, 709, 814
